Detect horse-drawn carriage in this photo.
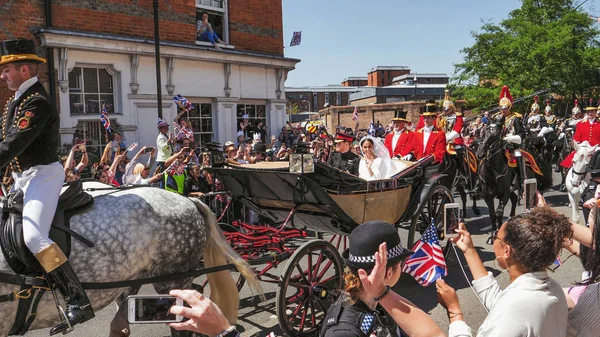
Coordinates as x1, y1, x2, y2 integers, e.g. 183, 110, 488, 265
204, 155, 454, 337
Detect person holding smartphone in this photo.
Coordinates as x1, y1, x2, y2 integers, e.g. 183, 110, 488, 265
196, 11, 226, 49
63, 142, 88, 181
123, 146, 162, 185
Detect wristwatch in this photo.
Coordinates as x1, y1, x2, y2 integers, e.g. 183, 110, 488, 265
215, 326, 238, 337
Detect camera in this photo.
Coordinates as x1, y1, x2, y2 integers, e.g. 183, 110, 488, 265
144, 147, 153, 153
127, 295, 183, 324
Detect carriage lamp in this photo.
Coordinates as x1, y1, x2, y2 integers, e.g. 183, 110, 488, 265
290, 142, 314, 173
201, 142, 225, 167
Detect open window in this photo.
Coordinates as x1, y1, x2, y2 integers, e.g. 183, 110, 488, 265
196, 0, 229, 46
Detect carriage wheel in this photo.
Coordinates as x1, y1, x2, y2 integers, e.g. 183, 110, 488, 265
408, 184, 453, 247
276, 240, 344, 337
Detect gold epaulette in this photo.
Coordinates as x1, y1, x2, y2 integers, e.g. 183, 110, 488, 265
456, 112, 463, 117
491, 111, 502, 119
513, 112, 522, 118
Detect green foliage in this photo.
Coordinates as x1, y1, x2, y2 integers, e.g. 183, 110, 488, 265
454, 0, 600, 109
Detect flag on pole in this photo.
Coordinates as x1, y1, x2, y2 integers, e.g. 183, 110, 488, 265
100, 105, 112, 134
173, 94, 193, 112
125, 142, 138, 154
402, 219, 448, 286
553, 256, 562, 267
352, 106, 359, 121
289, 31, 302, 47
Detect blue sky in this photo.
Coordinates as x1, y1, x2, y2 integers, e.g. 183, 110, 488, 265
281, 0, 593, 87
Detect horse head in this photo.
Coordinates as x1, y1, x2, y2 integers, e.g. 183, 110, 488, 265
570, 141, 596, 187
476, 123, 501, 159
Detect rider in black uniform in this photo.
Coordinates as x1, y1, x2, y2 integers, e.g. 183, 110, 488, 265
327, 132, 360, 176
321, 221, 414, 337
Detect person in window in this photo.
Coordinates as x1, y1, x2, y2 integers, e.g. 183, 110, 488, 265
238, 114, 254, 139
183, 163, 211, 197
197, 11, 225, 49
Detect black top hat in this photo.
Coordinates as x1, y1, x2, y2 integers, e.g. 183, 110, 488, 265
422, 102, 437, 116
0, 38, 46, 66
587, 151, 600, 177
392, 110, 408, 122
342, 220, 413, 272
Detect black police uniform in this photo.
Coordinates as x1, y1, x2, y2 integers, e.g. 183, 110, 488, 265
327, 150, 360, 176
320, 296, 403, 337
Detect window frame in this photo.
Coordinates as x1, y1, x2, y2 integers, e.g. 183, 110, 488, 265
72, 120, 121, 162
237, 103, 267, 135
196, 0, 229, 44
336, 92, 341, 106
177, 103, 214, 147
68, 64, 121, 115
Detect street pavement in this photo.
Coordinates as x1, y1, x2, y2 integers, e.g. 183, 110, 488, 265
25, 171, 585, 336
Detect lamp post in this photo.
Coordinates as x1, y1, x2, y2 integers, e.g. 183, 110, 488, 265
413, 76, 418, 101
153, 0, 163, 119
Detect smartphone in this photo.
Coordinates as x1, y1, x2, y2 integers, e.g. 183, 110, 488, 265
78, 144, 86, 151
144, 147, 153, 153
444, 203, 461, 238
127, 295, 183, 324
524, 178, 538, 210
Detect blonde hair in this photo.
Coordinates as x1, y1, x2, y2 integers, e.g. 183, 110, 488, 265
132, 163, 145, 175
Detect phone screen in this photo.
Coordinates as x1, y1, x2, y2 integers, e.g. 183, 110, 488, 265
133, 297, 177, 322
145, 147, 153, 153
444, 203, 461, 237
524, 179, 538, 210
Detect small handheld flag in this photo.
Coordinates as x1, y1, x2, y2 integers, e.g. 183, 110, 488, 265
367, 122, 375, 136
290, 31, 302, 47
100, 105, 112, 134
125, 142, 138, 154
173, 94, 193, 112
352, 106, 359, 122
402, 218, 448, 286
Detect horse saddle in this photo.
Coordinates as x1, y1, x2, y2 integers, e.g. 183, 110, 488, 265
504, 150, 544, 176
0, 180, 95, 276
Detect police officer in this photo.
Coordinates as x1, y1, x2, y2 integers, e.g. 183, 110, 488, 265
0, 38, 94, 334
320, 221, 442, 337
327, 132, 360, 175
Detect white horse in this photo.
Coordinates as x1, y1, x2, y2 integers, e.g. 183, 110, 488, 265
566, 141, 598, 223
0, 181, 261, 337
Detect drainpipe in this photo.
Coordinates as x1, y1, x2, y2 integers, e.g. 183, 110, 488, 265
44, 0, 57, 101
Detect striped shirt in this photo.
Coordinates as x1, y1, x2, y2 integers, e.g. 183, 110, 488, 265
567, 283, 600, 337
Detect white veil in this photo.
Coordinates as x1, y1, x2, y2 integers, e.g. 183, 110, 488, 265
359, 136, 391, 179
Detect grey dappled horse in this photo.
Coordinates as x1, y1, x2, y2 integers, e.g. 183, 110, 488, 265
0, 182, 260, 337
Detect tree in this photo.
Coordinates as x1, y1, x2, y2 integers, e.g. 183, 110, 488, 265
454, 0, 600, 112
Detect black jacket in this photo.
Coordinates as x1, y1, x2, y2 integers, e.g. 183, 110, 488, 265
327, 151, 360, 176
0, 81, 60, 171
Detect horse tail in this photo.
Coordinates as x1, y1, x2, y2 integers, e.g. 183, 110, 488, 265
191, 198, 263, 324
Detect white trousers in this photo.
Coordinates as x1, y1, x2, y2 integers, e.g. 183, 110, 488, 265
11, 162, 64, 254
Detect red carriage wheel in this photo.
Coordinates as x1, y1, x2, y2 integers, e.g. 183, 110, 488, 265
276, 240, 343, 337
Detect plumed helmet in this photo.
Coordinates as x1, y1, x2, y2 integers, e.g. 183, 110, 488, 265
531, 95, 540, 113
443, 89, 455, 112
572, 99, 581, 115
499, 85, 513, 109
545, 99, 552, 114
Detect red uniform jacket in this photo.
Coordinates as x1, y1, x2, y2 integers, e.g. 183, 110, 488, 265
560, 119, 600, 168
384, 129, 415, 158
412, 127, 446, 164
449, 114, 465, 146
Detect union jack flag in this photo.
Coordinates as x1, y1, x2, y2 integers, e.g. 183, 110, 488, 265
367, 122, 375, 136
173, 94, 193, 112
166, 161, 187, 176
402, 219, 447, 286
352, 106, 359, 121
125, 142, 138, 153
100, 105, 111, 133
289, 31, 302, 47
173, 121, 194, 140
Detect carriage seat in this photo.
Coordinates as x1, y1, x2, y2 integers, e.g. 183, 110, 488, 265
386, 159, 415, 178
0, 180, 95, 275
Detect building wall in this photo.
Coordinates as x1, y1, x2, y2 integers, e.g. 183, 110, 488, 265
286, 91, 351, 112
229, 0, 283, 55
341, 79, 367, 87
368, 69, 410, 87
320, 102, 425, 133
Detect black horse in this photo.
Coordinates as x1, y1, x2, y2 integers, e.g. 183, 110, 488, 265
554, 127, 575, 191
438, 148, 481, 219
475, 123, 519, 235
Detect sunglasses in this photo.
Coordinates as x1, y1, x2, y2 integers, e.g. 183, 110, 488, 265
491, 230, 505, 243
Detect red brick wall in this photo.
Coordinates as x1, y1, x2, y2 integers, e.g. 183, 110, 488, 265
228, 0, 283, 55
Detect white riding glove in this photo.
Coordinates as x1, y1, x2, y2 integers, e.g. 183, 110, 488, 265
446, 131, 459, 142
401, 154, 413, 161
537, 126, 552, 138
503, 135, 522, 145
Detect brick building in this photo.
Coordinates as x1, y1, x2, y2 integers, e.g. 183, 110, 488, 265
341, 77, 368, 87
367, 66, 410, 87
285, 86, 358, 113
391, 73, 449, 85
0, 0, 299, 159
319, 102, 425, 133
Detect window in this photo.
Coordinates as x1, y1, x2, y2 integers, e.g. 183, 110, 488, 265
336, 92, 341, 106
72, 120, 119, 162
299, 94, 304, 100
313, 93, 317, 112
237, 103, 266, 130
325, 93, 330, 105
69, 66, 118, 115
196, 0, 228, 44
177, 103, 214, 146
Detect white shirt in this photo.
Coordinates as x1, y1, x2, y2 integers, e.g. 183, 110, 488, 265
422, 126, 433, 152
15, 76, 39, 100
589, 118, 595, 125
156, 132, 172, 162
358, 157, 386, 181
391, 129, 403, 151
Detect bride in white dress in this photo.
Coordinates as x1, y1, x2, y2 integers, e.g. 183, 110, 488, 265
358, 136, 391, 180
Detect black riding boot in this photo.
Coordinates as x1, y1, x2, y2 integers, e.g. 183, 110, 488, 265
516, 154, 526, 197
34, 243, 95, 335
